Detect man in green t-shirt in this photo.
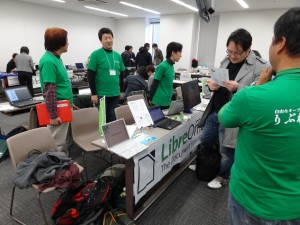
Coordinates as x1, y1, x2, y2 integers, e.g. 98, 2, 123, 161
150, 42, 182, 109
218, 7, 300, 224
39, 28, 73, 151
87, 27, 125, 122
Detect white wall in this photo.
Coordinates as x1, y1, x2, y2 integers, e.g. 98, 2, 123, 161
160, 13, 199, 71
0, 0, 115, 71
214, 9, 288, 66
115, 18, 147, 57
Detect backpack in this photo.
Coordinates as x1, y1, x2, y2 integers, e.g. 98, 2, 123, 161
196, 141, 221, 182
52, 177, 111, 225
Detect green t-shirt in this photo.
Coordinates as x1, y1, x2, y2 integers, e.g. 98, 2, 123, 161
152, 60, 174, 106
39, 51, 73, 104
218, 68, 300, 220
88, 48, 125, 97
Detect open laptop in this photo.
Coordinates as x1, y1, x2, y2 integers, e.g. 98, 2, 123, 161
75, 63, 85, 71
101, 118, 148, 159
4, 86, 42, 108
65, 64, 73, 70
148, 106, 182, 130
163, 100, 184, 116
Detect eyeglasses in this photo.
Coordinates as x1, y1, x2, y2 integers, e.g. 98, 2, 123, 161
226, 49, 244, 57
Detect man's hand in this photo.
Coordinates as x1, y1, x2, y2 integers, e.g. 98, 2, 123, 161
256, 67, 275, 86
206, 80, 220, 91
50, 117, 62, 126
91, 95, 98, 106
223, 80, 238, 92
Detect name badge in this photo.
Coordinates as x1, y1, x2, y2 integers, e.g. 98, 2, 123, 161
110, 69, 116, 76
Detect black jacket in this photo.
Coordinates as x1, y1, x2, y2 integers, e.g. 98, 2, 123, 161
136, 47, 152, 67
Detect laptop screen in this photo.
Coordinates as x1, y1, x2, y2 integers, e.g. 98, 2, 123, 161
4, 86, 32, 102
148, 106, 165, 123
102, 119, 130, 148
75, 63, 84, 69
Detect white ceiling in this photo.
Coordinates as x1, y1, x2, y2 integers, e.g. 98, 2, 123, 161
16, 0, 300, 18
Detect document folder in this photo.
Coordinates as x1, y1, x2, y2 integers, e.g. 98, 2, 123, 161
36, 100, 72, 126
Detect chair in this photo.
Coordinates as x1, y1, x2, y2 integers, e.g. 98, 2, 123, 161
128, 90, 148, 106
70, 107, 104, 179
127, 94, 148, 106
6, 127, 83, 225
22, 107, 39, 130
115, 105, 135, 125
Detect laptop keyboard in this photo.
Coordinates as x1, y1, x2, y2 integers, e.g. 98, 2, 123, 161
13, 99, 40, 107
157, 118, 181, 129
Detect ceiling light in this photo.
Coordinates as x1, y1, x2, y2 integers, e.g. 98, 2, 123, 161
119, 1, 160, 15
236, 0, 249, 8
170, 0, 198, 12
52, 0, 66, 3
84, 6, 128, 17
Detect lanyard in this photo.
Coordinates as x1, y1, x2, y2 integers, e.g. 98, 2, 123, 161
102, 48, 115, 70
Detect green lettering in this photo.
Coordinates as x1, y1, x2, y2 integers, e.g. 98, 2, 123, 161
161, 144, 168, 162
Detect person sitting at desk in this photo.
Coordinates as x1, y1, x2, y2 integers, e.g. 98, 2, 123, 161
124, 66, 148, 100
150, 42, 183, 109
6, 53, 18, 73
147, 65, 156, 92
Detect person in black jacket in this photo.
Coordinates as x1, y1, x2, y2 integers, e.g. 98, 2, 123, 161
136, 43, 152, 68
124, 66, 148, 100
6, 53, 18, 73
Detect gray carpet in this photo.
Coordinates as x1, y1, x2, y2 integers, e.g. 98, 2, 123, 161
0, 109, 229, 225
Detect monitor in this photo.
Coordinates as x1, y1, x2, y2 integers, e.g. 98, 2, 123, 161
75, 63, 84, 70
65, 64, 72, 70
181, 80, 201, 113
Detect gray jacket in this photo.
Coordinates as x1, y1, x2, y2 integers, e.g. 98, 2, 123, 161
15, 52, 34, 73
220, 51, 267, 148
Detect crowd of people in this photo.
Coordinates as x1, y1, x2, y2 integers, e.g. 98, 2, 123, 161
3, 7, 300, 224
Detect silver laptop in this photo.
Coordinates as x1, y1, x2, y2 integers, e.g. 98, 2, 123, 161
164, 100, 184, 116
4, 86, 42, 108
101, 118, 148, 159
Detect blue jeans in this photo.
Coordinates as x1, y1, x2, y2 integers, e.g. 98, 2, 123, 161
200, 112, 235, 179
228, 193, 300, 225
98, 96, 119, 123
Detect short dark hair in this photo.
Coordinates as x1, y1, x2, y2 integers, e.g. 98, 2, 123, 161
125, 45, 130, 51
44, 28, 68, 51
136, 66, 147, 77
152, 43, 158, 48
20, 46, 29, 54
98, 28, 113, 41
273, 7, 300, 56
144, 43, 150, 48
166, 42, 183, 59
146, 65, 155, 73
226, 28, 252, 51
12, 53, 18, 58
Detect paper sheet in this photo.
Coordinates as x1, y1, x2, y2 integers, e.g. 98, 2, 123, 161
127, 99, 153, 128
209, 67, 229, 87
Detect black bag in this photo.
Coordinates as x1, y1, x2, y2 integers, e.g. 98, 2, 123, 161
52, 178, 111, 225
196, 142, 221, 182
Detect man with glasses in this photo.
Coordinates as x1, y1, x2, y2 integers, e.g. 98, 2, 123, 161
193, 28, 267, 189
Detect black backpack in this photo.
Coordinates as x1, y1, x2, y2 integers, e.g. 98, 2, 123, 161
52, 177, 111, 225
196, 141, 221, 182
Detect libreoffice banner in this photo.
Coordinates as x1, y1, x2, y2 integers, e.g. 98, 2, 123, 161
133, 113, 202, 204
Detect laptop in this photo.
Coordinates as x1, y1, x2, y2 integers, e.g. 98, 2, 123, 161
65, 64, 73, 70
4, 86, 42, 108
101, 118, 148, 159
148, 106, 182, 130
75, 63, 85, 71
163, 100, 184, 116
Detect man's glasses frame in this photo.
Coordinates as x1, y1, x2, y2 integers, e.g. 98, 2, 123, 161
226, 49, 244, 57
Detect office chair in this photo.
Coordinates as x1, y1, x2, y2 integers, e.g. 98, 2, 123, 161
115, 105, 135, 125
22, 107, 39, 130
71, 107, 109, 179
127, 94, 148, 106
6, 127, 84, 225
